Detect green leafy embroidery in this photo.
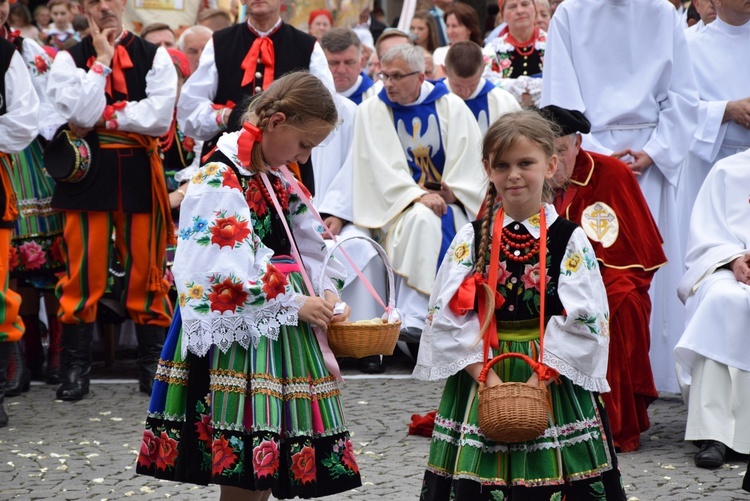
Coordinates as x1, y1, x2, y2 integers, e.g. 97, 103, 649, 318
491, 491, 506, 501
549, 492, 562, 501
576, 313, 601, 335
589, 480, 606, 499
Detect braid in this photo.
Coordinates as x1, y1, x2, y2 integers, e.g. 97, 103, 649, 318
475, 183, 497, 273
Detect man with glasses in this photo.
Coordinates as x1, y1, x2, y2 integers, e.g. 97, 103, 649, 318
351, 44, 485, 359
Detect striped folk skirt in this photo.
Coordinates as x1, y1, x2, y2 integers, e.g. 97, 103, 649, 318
136, 273, 361, 498
421, 332, 627, 501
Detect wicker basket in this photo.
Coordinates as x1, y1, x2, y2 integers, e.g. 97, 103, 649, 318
477, 352, 551, 443
318, 235, 400, 359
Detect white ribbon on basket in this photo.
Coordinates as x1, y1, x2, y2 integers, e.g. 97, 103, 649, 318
259, 166, 400, 381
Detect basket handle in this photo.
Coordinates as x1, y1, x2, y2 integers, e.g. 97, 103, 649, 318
478, 352, 557, 384
317, 235, 396, 315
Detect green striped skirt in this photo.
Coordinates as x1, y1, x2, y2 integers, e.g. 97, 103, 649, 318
136, 272, 361, 498
10, 138, 64, 287
421, 324, 626, 500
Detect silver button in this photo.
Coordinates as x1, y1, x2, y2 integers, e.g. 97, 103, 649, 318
510, 277, 517, 284
255, 71, 262, 79
514, 224, 520, 230
513, 250, 520, 256
508, 305, 515, 311
254, 86, 262, 93
257, 58, 262, 64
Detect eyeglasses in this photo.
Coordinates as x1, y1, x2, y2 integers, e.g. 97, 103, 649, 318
378, 71, 420, 82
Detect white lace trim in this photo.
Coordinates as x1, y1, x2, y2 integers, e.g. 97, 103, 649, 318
544, 352, 610, 393
412, 352, 486, 381
181, 294, 304, 358
432, 427, 602, 453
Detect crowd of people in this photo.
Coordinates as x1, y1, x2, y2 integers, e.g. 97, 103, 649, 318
0, 0, 749, 497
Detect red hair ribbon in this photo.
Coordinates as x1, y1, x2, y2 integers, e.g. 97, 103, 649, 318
236, 122, 263, 168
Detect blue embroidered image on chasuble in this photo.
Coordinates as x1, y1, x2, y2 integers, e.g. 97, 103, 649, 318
463, 79, 496, 134
378, 81, 456, 268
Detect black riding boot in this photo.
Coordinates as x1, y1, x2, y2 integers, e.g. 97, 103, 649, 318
5, 341, 31, 396
135, 325, 165, 396
56, 323, 94, 401
0, 342, 10, 427
21, 315, 44, 380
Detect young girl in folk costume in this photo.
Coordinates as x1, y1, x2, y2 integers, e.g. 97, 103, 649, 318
136, 72, 361, 500
413, 110, 626, 500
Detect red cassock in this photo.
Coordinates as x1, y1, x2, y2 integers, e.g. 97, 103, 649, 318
554, 150, 667, 452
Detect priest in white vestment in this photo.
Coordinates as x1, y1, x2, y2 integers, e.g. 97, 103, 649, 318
352, 44, 485, 347
540, 0, 699, 393
685, 0, 716, 35
675, 149, 750, 468
677, 3, 750, 253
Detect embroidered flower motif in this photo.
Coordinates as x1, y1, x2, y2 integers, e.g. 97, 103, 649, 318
528, 214, 541, 228
520, 262, 550, 292
262, 264, 288, 300
49, 237, 63, 264
252, 439, 280, 478
33, 54, 49, 74
221, 168, 242, 191
188, 284, 204, 299
211, 436, 238, 476
564, 252, 582, 275
183, 136, 195, 152
342, 439, 359, 473
192, 216, 209, 233
204, 163, 219, 176
497, 260, 512, 284
192, 171, 206, 184
137, 429, 159, 468
245, 178, 267, 217
195, 413, 212, 442
90, 62, 106, 75
8, 246, 19, 270
210, 215, 251, 249
452, 243, 469, 263
156, 431, 179, 470
208, 277, 248, 314
178, 292, 188, 307
18, 241, 46, 270
291, 446, 316, 484
179, 228, 194, 240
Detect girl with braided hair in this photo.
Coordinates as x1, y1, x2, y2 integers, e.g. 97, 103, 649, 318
413, 110, 626, 500
136, 71, 361, 500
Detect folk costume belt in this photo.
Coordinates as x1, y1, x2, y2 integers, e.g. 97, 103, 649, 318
98, 129, 176, 293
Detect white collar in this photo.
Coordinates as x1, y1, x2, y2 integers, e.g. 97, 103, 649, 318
402, 81, 435, 106
247, 17, 282, 37
339, 74, 364, 98
496, 203, 559, 239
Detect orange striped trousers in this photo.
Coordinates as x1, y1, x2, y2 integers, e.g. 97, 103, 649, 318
56, 210, 172, 327
0, 228, 24, 342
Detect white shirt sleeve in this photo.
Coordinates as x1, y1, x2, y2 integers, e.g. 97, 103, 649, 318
1, 51, 40, 153
177, 37, 222, 141
46, 50, 108, 128
21, 38, 64, 140
111, 46, 177, 136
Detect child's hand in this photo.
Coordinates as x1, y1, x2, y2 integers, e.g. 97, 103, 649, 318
324, 290, 351, 324
526, 373, 552, 387
299, 296, 334, 331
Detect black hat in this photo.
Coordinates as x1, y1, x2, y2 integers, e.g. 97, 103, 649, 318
539, 105, 591, 137
43, 125, 99, 184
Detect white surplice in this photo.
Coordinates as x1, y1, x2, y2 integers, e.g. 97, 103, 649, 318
541, 0, 699, 393
675, 150, 750, 453
177, 19, 335, 141
676, 18, 750, 252
0, 50, 39, 153
444, 78, 520, 134
352, 81, 485, 328
312, 94, 385, 322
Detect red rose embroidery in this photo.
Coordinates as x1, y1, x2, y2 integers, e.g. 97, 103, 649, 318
49, 237, 63, 264
212, 436, 237, 476
208, 278, 249, 314
156, 431, 178, 470
210, 216, 251, 249
137, 429, 159, 468
221, 168, 242, 191
252, 439, 279, 478
8, 246, 19, 270
245, 178, 268, 217
262, 264, 288, 300
18, 241, 46, 270
34, 54, 48, 74
290, 446, 316, 484
183, 136, 195, 152
342, 439, 359, 473
195, 413, 212, 443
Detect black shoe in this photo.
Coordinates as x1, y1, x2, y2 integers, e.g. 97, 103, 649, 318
56, 323, 94, 401
5, 342, 30, 397
695, 440, 727, 469
0, 343, 10, 427
135, 325, 165, 396
359, 355, 385, 374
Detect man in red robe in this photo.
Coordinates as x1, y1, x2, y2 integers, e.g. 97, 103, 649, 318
541, 105, 667, 452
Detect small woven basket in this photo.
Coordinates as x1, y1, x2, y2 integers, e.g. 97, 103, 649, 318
477, 353, 551, 443
318, 235, 400, 359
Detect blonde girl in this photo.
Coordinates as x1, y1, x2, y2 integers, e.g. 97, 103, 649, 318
414, 110, 626, 500
136, 72, 361, 501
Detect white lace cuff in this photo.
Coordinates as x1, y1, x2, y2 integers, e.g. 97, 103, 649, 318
544, 351, 611, 393
412, 352, 486, 381
181, 293, 304, 358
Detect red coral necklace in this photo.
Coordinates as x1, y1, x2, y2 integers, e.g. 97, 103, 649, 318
500, 224, 540, 263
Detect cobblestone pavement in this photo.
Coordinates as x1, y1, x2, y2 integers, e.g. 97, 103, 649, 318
0, 353, 748, 500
